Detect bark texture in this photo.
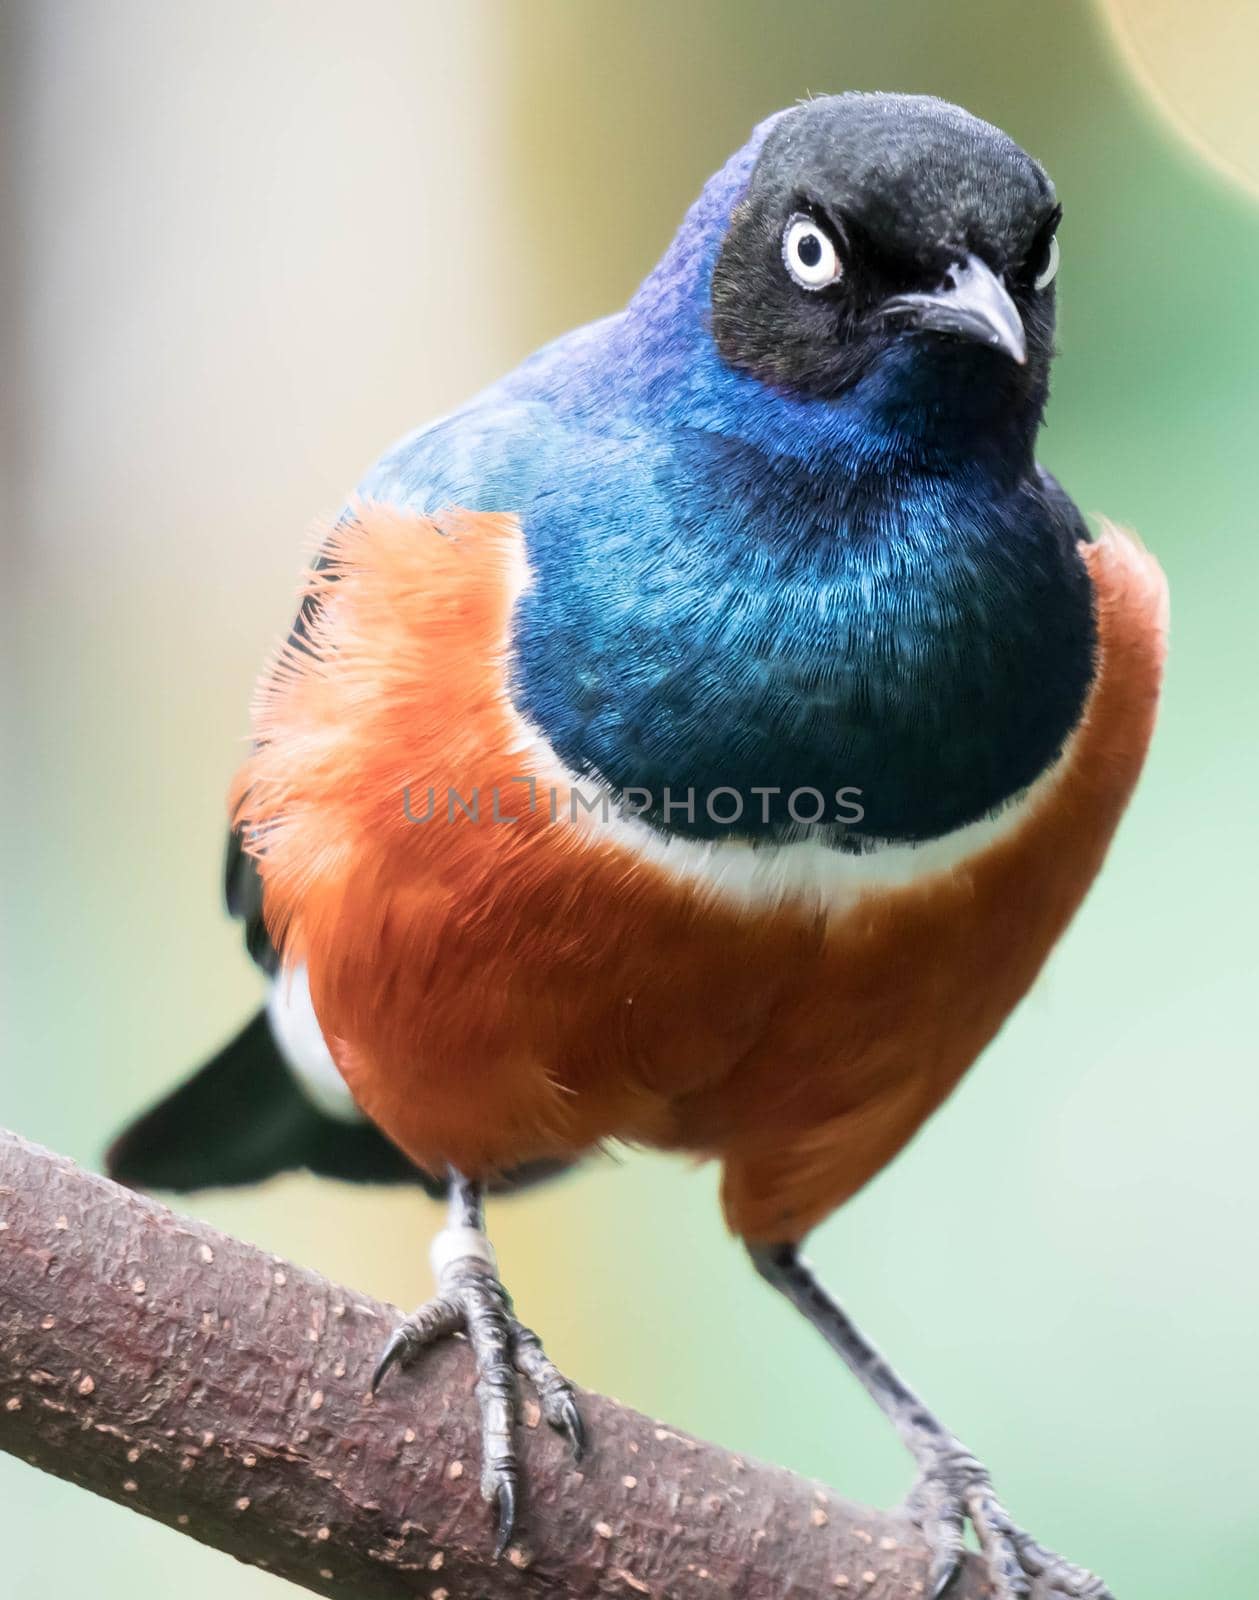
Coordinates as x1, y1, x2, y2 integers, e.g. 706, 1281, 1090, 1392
0, 1127, 990, 1598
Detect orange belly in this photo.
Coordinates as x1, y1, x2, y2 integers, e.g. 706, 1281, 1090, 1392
232, 506, 1167, 1241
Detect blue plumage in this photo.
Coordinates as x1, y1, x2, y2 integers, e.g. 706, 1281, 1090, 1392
360, 101, 1094, 843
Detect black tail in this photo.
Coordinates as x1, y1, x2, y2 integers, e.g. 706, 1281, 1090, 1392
105, 1009, 577, 1198
105, 1009, 441, 1194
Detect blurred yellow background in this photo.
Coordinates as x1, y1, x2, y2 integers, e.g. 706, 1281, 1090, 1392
3, 2, 1255, 1596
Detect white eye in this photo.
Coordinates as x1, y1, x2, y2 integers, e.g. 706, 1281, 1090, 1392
782, 214, 842, 291
1033, 233, 1060, 292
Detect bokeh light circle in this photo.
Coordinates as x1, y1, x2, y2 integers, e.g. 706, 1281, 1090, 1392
1099, 0, 1259, 195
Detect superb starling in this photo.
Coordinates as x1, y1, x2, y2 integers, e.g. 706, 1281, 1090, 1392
110, 93, 1166, 1599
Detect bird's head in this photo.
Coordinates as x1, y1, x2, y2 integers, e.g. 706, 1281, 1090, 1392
706, 93, 1061, 444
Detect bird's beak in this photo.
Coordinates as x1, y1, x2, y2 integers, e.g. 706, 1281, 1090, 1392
881, 254, 1027, 366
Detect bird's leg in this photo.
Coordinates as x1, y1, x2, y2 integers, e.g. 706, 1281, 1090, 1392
749, 1242, 1112, 1600
373, 1169, 583, 1554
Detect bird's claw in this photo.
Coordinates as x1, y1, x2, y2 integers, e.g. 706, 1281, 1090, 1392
372, 1273, 582, 1557
370, 1291, 461, 1393
493, 1477, 517, 1558
511, 1317, 585, 1463
556, 1393, 586, 1461
370, 1324, 419, 1394
905, 1451, 1113, 1600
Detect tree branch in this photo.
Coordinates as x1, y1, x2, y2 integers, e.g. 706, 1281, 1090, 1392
0, 1127, 989, 1598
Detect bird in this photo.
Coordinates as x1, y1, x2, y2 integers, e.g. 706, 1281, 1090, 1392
107, 91, 1167, 1599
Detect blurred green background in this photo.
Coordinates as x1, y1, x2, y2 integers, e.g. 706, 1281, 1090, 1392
2, 1, 1255, 1595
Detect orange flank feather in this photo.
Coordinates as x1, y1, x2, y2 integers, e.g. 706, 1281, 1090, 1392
231, 504, 1167, 1243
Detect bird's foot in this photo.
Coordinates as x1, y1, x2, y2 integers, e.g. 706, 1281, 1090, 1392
904, 1445, 1113, 1600
371, 1219, 583, 1555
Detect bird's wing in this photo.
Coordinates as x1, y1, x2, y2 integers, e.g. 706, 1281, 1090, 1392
203, 398, 592, 1193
